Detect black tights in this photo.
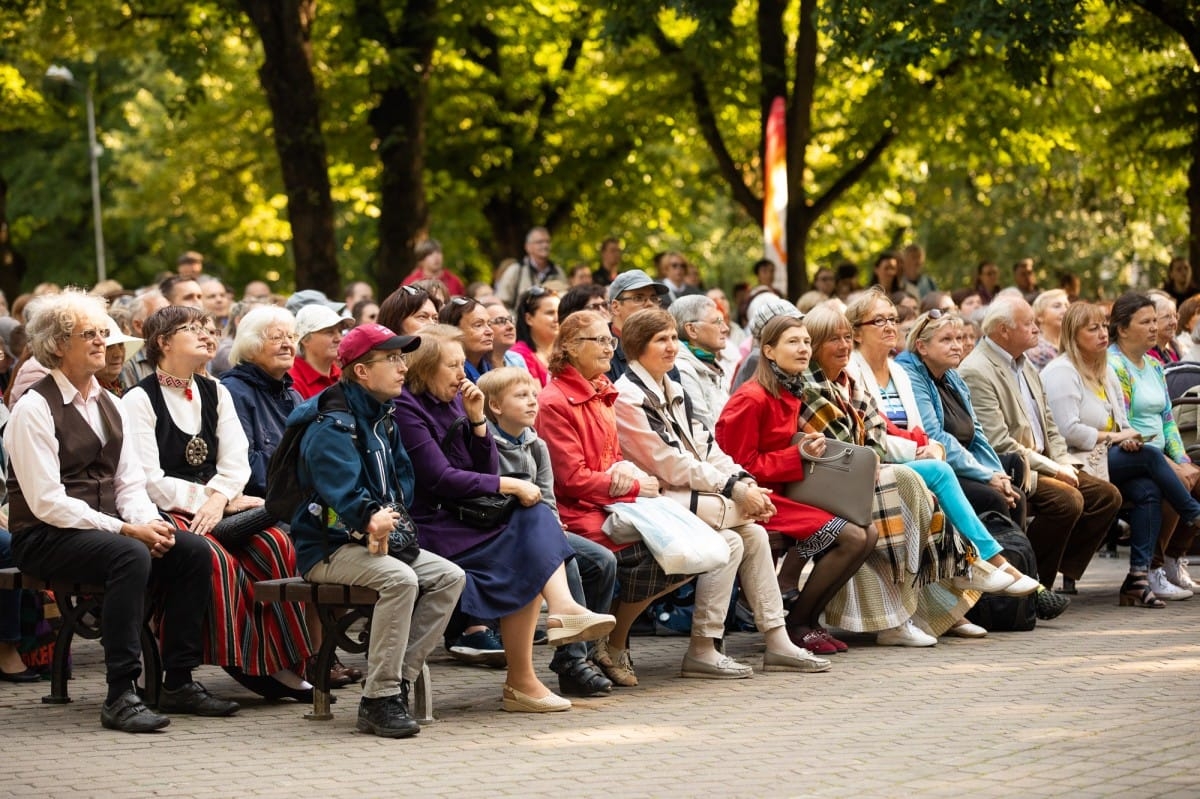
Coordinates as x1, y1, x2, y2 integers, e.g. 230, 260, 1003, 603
787, 523, 876, 631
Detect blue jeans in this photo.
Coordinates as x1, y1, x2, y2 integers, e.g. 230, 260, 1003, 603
0, 529, 18, 642
907, 459, 1002, 561
551, 532, 617, 670
1107, 446, 1200, 571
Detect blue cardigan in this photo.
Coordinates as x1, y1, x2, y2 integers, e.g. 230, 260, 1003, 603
895, 350, 1003, 482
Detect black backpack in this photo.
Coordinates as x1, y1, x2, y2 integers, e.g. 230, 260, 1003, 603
264, 386, 350, 523
964, 511, 1039, 632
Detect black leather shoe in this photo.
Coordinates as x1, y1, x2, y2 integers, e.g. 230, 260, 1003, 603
0, 666, 41, 683
356, 694, 420, 738
555, 658, 612, 697
157, 681, 240, 717
1034, 587, 1071, 620
101, 689, 171, 733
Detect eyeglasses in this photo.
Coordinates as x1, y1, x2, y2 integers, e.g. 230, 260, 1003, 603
526, 286, 550, 298
911, 308, 947, 341
365, 353, 407, 366
577, 336, 618, 350
173, 323, 212, 338
488, 316, 514, 327
585, 302, 608, 312
855, 316, 900, 328
70, 328, 110, 343
450, 296, 475, 307
617, 293, 660, 306
265, 332, 299, 345
399, 285, 426, 297
694, 317, 728, 328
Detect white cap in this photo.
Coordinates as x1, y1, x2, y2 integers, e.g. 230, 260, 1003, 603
295, 304, 349, 341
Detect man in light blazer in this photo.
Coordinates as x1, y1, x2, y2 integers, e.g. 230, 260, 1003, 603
959, 296, 1121, 600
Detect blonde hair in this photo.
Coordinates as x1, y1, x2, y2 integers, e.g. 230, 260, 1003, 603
1032, 289, 1069, 321
1060, 302, 1109, 391
477, 366, 538, 423
402, 324, 463, 395
906, 310, 962, 353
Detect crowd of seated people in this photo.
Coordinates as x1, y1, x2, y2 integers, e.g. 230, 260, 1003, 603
1, 241, 1199, 739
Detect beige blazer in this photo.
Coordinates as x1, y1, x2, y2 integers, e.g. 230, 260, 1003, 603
958, 337, 1076, 484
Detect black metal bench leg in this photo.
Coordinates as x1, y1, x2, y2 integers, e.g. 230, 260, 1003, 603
304, 606, 340, 721
43, 597, 81, 705
140, 623, 163, 708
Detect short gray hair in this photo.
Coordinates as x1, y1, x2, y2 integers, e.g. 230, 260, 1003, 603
669, 295, 714, 342
981, 296, 1023, 337
25, 290, 109, 370
230, 305, 295, 366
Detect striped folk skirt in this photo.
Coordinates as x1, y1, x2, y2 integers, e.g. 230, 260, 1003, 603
163, 512, 312, 675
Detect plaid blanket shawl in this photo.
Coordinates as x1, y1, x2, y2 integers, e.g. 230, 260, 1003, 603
792, 368, 974, 632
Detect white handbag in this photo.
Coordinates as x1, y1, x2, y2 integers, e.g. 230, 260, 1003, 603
603, 497, 731, 574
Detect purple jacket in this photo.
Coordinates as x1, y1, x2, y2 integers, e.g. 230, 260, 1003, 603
394, 390, 503, 558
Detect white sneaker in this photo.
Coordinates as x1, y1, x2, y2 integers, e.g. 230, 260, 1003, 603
1164, 556, 1199, 592
876, 619, 937, 647
1148, 567, 1193, 601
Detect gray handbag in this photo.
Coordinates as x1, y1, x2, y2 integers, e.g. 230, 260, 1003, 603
784, 434, 879, 527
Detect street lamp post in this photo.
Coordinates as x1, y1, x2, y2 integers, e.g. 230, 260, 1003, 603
45, 64, 106, 285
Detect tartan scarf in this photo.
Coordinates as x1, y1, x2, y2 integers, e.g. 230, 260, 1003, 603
778, 360, 887, 457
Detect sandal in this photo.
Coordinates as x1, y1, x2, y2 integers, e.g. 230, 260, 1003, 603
1119, 572, 1165, 609
555, 658, 613, 697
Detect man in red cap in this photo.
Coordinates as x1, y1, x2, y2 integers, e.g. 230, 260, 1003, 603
284, 323, 465, 738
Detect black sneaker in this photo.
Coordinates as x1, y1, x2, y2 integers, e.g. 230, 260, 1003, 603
446, 628, 507, 668
157, 681, 240, 717
101, 689, 171, 733
1034, 587, 1071, 620
357, 694, 420, 739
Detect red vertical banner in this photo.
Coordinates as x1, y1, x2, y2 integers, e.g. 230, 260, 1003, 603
763, 96, 787, 295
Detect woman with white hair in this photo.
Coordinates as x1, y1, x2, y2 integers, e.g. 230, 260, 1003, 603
220, 306, 301, 498
670, 294, 732, 429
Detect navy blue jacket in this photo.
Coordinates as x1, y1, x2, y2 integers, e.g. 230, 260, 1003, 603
288, 381, 416, 576
221, 362, 301, 497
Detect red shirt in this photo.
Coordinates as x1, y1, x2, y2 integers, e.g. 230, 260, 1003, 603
288, 356, 341, 400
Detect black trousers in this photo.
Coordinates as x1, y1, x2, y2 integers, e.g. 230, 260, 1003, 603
12, 526, 212, 685
957, 451, 1029, 529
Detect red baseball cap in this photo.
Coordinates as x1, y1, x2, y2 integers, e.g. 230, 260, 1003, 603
337, 323, 419, 365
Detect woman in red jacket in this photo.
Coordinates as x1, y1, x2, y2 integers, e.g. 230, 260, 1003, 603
715, 315, 875, 653
537, 311, 690, 687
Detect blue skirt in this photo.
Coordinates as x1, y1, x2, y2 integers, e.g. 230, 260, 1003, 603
453, 503, 575, 619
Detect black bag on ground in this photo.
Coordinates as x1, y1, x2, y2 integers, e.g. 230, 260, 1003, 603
965, 511, 1038, 632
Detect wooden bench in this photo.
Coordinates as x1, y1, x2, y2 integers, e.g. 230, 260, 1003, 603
253, 577, 433, 723
0, 567, 163, 707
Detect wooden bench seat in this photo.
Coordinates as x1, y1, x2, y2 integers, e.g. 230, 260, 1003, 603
253, 576, 432, 723
0, 567, 162, 707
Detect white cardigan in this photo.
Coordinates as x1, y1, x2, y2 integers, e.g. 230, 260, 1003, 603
847, 350, 923, 463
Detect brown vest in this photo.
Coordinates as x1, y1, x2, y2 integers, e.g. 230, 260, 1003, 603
6, 375, 124, 533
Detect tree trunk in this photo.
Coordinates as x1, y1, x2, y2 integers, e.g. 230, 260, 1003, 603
239, 0, 340, 296
0, 176, 26, 300
367, 0, 438, 291
783, 0, 819, 299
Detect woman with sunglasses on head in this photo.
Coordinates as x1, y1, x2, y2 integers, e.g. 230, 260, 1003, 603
377, 284, 441, 337
124, 306, 314, 701
438, 297, 495, 382
511, 286, 560, 387
847, 290, 1040, 608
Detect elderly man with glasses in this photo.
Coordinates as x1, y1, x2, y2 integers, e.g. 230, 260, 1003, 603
605, 270, 669, 381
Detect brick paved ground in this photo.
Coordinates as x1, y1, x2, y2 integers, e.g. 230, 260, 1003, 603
4, 554, 1198, 799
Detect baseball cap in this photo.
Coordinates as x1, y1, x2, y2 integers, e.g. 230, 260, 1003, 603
607, 270, 669, 302
286, 289, 346, 316
295, 304, 349, 341
750, 297, 804, 341
103, 315, 144, 363
337, 323, 419, 365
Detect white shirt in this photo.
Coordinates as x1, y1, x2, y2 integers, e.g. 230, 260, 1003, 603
122, 377, 251, 514
5, 370, 160, 532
